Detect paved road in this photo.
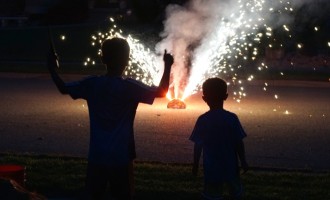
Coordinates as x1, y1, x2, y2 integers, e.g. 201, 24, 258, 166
1, 73, 330, 171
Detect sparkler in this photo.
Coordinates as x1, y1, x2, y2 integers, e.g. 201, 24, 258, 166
48, 27, 59, 68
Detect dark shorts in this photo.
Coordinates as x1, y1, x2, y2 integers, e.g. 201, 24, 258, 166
85, 162, 134, 200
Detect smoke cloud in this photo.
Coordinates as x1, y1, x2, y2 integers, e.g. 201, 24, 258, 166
155, 0, 314, 99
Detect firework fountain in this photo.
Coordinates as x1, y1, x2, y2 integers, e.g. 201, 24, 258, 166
157, 0, 307, 103
83, 0, 326, 108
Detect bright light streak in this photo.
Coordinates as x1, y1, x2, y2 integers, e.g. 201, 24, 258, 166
283, 25, 290, 32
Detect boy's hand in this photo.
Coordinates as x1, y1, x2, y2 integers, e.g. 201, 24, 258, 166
163, 49, 174, 68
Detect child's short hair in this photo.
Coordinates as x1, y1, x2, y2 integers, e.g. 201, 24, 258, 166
101, 37, 130, 66
202, 78, 227, 100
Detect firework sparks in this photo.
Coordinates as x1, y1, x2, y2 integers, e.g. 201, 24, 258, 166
157, 0, 300, 101
86, 18, 161, 86
82, 0, 324, 106
284, 110, 290, 115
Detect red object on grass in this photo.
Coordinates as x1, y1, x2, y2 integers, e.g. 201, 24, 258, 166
0, 165, 26, 186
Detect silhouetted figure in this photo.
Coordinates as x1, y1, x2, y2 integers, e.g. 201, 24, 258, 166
47, 37, 173, 200
190, 78, 248, 200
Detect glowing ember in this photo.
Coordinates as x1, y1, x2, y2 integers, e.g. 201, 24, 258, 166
167, 99, 186, 109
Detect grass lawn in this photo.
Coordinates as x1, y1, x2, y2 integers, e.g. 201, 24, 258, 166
0, 153, 329, 200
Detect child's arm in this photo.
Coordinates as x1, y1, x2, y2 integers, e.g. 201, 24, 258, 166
192, 143, 202, 176
47, 43, 68, 94
154, 50, 173, 97
237, 140, 248, 174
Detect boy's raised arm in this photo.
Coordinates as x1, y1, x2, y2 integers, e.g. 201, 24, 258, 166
154, 50, 173, 97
